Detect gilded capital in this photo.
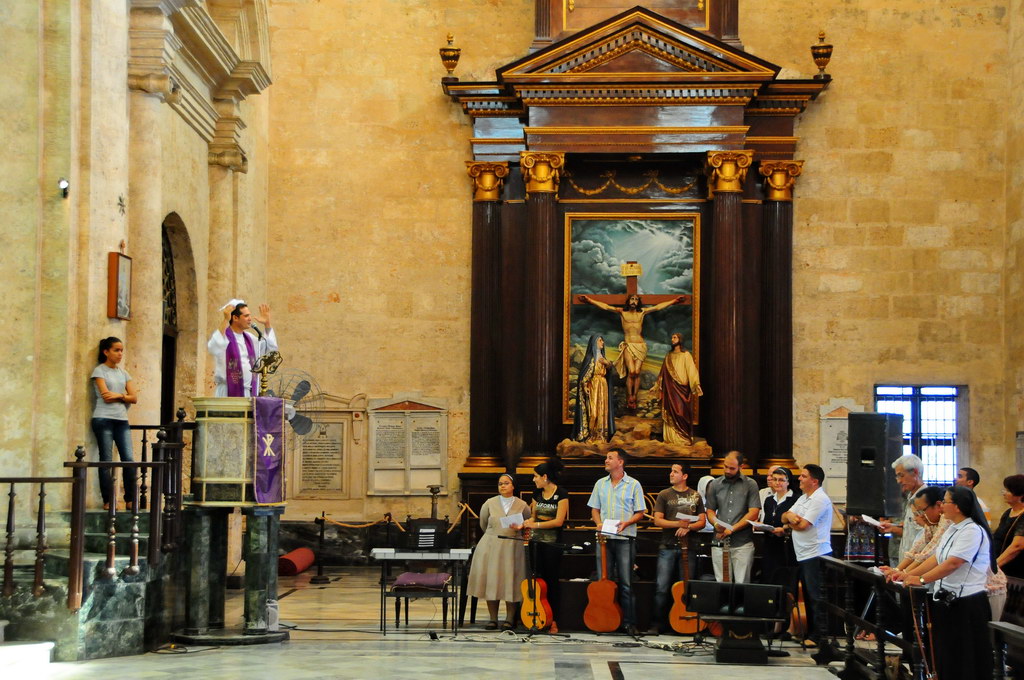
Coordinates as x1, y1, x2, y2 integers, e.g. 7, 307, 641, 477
466, 161, 510, 201
759, 161, 804, 201
520, 152, 565, 195
705, 150, 754, 195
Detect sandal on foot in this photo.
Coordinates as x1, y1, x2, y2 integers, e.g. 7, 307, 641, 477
500, 621, 514, 631
484, 621, 498, 630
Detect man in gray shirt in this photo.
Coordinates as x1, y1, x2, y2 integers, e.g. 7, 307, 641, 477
705, 450, 761, 583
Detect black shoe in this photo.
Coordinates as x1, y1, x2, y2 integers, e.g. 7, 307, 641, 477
811, 643, 843, 665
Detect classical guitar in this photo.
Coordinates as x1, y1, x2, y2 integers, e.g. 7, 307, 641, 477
519, 529, 553, 632
583, 531, 623, 633
669, 534, 702, 634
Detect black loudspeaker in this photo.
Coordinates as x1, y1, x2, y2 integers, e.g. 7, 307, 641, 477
733, 583, 785, 618
846, 412, 905, 517
686, 581, 731, 615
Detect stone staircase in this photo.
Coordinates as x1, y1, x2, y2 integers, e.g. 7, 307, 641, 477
1, 509, 160, 661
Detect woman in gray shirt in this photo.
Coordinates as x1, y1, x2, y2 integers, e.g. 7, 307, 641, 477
91, 337, 139, 510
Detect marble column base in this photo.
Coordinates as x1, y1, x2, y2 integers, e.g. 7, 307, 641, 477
172, 628, 289, 646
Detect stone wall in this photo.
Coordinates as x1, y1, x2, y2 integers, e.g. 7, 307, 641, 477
744, 2, 1012, 509
266, 0, 535, 520
1006, 0, 1024, 485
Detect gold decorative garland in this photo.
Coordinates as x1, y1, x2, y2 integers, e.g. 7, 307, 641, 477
564, 169, 697, 197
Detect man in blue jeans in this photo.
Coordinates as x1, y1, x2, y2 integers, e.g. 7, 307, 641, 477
588, 448, 645, 636
652, 463, 707, 634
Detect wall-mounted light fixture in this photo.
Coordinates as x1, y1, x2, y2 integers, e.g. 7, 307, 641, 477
58, 177, 70, 199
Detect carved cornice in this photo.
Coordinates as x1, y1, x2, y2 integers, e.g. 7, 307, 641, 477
129, 0, 192, 15
520, 152, 565, 195
208, 148, 248, 173
705, 150, 753, 195
759, 160, 804, 201
466, 162, 510, 201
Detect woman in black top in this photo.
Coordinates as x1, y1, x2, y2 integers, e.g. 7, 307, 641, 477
520, 458, 569, 632
994, 474, 1024, 578
761, 466, 800, 591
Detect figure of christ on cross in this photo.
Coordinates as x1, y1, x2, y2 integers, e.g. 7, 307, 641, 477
576, 262, 690, 412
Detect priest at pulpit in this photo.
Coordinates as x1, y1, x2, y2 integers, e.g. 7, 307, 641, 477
208, 300, 279, 397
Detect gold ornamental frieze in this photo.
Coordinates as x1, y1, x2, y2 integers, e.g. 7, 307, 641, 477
705, 150, 754, 195
521, 152, 565, 195
466, 161, 510, 202
759, 160, 804, 201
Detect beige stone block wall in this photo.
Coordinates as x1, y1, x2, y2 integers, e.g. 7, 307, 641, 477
1, 0, 75, 482
1006, 0, 1024, 496
266, 0, 534, 519
744, 2, 1012, 509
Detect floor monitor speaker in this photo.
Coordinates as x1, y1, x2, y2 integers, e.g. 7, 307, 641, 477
845, 412, 905, 517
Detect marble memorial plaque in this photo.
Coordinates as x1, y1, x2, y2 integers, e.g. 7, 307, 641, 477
298, 422, 346, 494
819, 397, 865, 503
373, 417, 407, 467
409, 416, 442, 467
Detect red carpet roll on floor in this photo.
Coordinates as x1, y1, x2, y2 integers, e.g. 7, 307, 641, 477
278, 547, 316, 575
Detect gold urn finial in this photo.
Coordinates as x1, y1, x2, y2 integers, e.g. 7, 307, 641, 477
439, 33, 461, 80
811, 31, 833, 80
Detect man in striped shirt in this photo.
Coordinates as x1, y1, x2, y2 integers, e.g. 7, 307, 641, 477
589, 447, 646, 636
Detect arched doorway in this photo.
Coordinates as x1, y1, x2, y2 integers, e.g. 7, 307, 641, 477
160, 213, 199, 425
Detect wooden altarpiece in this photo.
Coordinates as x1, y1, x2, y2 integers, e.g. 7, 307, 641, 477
449, 3, 829, 488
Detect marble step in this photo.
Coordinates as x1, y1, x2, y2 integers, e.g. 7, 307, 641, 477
0, 619, 7, 642
43, 550, 150, 588
0, 641, 54, 673
80, 510, 152, 535
83, 532, 150, 555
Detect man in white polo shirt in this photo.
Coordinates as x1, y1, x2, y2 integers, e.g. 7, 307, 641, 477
782, 463, 839, 662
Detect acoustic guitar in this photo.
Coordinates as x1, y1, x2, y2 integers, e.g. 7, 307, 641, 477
583, 532, 622, 633
518, 529, 553, 632
705, 533, 731, 637
668, 535, 702, 634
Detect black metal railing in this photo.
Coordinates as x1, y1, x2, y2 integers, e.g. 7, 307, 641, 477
822, 555, 931, 680
1, 410, 193, 612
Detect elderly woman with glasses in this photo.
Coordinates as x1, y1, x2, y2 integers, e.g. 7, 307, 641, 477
882, 486, 950, 581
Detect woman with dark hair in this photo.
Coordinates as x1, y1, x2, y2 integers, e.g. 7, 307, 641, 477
994, 474, 1024, 578
467, 473, 531, 630
900, 486, 995, 680
884, 486, 950, 580
519, 458, 568, 632
572, 335, 615, 443
91, 337, 139, 510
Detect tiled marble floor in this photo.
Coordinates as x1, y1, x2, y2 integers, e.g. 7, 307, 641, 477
38, 568, 838, 679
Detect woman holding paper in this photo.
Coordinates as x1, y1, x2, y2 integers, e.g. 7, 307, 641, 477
760, 467, 799, 590
467, 473, 531, 630
883, 486, 950, 580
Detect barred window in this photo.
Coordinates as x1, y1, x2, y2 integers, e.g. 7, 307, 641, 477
874, 385, 966, 486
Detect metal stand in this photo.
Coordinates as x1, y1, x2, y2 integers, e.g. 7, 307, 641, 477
310, 512, 330, 584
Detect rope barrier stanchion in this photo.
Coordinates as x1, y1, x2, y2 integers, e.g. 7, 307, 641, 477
310, 511, 331, 584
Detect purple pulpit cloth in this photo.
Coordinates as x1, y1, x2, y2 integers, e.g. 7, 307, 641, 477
253, 396, 286, 504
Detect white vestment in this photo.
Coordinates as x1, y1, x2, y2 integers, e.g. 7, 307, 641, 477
207, 328, 279, 397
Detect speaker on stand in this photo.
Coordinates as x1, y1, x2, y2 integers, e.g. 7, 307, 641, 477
845, 412, 905, 518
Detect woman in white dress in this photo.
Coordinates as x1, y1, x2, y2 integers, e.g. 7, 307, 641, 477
466, 474, 531, 630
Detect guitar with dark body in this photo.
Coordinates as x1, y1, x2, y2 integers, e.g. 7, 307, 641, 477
705, 533, 731, 637
583, 532, 622, 633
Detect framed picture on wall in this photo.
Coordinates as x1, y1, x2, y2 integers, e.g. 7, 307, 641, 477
107, 252, 132, 320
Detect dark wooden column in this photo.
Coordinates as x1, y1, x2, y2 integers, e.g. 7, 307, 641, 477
467, 162, 509, 467
759, 160, 803, 463
705, 151, 754, 455
521, 151, 565, 464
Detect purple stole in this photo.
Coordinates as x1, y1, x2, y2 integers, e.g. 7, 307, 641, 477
224, 327, 258, 397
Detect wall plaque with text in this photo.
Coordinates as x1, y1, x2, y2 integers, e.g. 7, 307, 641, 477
368, 394, 448, 495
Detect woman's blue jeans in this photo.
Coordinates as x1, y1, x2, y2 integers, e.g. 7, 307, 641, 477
91, 418, 136, 505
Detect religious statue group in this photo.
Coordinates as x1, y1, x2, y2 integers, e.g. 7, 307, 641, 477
571, 293, 702, 448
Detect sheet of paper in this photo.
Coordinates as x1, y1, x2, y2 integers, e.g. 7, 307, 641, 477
499, 512, 524, 529
749, 520, 774, 532
676, 513, 701, 522
860, 514, 882, 528
601, 519, 621, 535
714, 518, 734, 531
